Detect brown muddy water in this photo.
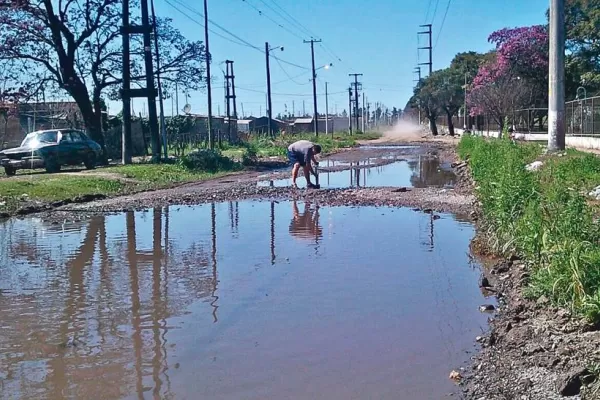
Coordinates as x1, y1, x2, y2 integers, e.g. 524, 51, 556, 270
258, 156, 456, 189
0, 202, 490, 400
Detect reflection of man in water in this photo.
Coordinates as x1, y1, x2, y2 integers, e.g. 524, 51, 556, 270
289, 201, 322, 241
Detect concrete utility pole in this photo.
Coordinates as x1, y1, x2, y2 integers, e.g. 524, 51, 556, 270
225, 60, 237, 143
225, 62, 231, 143
414, 66, 423, 127
150, 0, 167, 159
304, 39, 322, 136
265, 42, 273, 137
418, 24, 433, 75
349, 73, 362, 132
325, 82, 330, 137
204, 0, 214, 150
463, 73, 468, 130
548, 0, 566, 151
362, 93, 365, 132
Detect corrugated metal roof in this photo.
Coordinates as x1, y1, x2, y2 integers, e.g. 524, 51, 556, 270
294, 117, 313, 124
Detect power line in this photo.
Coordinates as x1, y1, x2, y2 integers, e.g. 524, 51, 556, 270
274, 58, 311, 85
424, 0, 433, 23
434, 0, 452, 49
236, 86, 346, 97
264, 0, 318, 38
430, 0, 441, 23
239, 0, 305, 40
165, 0, 309, 70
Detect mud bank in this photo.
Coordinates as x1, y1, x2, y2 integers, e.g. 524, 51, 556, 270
38, 142, 474, 222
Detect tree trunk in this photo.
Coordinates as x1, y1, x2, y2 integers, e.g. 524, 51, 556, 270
446, 110, 455, 136
67, 81, 106, 153
92, 91, 109, 164
428, 116, 439, 136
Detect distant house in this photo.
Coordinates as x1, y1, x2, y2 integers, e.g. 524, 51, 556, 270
242, 116, 287, 134
1, 101, 82, 149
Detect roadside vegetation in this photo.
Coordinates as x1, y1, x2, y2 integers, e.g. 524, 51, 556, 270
458, 134, 600, 323
0, 132, 379, 215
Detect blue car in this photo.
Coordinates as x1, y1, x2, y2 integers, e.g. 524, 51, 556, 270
0, 129, 103, 176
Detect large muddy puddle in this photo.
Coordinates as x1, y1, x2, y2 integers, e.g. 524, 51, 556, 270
0, 201, 489, 399
259, 156, 456, 189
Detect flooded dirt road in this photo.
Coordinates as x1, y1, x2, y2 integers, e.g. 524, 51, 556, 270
1, 201, 489, 400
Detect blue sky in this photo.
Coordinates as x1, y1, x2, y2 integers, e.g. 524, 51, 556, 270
121, 0, 550, 118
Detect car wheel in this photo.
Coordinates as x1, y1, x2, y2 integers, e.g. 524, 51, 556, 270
4, 166, 16, 177
84, 152, 97, 170
45, 157, 61, 174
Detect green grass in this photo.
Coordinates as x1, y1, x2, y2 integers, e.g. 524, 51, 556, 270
458, 135, 600, 322
102, 164, 236, 187
0, 176, 124, 210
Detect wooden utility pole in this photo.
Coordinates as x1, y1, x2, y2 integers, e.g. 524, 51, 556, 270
150, 0, 167, 159
349, 73, 362, 132
140, 0, 160, 161
121, 0, 132, 164
225, 64, 231, 144
325, 82, 330, 138
265, 42, 273, 137
348, 87, 353, 135
304, 39, 322, 136
121, 0, 160, 163
418, 24, 433, 75
225, 60, 237, 143
548, 0, 565, 151
204, 0, 214, 150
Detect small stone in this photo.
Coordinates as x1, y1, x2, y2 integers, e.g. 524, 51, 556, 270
557, 367, 589, 396
480, 276, 491, 288
449, 370, 462, 382
391, 187, 408, 193
479, 304, 495, 313
475, 336, 485, 343
536, 295, 549, 305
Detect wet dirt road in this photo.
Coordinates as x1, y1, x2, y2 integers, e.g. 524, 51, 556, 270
1, 201, 489, 400
0, 143, 488, 399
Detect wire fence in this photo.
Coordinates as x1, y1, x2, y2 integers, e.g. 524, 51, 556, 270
566, 95, 600, 136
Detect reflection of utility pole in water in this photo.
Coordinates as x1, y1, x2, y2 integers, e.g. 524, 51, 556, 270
151, 208, 164, 398
429, 213, 434, 250
210, 203, 219, 323
270, 201, 276, 265
126, 211, 144, 399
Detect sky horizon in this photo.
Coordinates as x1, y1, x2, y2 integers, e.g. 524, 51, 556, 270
106, 0, 549, 119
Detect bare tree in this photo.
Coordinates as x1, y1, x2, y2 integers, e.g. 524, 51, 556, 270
0, 0, 205, 154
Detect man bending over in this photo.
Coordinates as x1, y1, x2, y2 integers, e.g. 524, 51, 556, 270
287, 140, 321, 188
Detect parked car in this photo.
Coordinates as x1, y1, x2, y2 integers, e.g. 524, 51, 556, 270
0, 129, 103, 176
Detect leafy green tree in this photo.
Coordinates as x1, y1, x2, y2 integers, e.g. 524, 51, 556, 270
564, 0, 600, 96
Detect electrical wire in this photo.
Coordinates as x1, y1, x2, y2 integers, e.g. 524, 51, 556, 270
239, 0, 305, 40
424, 0, 433, 23
430, 0, 441, 23
164, 0, 309, 70
434, 0, 452, 49
264, 0, 318, 39
236, 86, 347, 97
274, 58, 311, 85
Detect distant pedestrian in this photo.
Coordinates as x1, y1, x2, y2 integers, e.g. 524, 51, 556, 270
287, 139, 321, 188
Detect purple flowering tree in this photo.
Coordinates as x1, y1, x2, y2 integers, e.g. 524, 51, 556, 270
468, 25, 549, 132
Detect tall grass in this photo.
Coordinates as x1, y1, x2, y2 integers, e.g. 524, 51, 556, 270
458, 135, 600, 322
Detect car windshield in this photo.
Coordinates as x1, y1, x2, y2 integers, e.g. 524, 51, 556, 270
21, 131, 59, 147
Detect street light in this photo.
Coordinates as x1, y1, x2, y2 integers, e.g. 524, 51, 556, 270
266, 43, 284, 137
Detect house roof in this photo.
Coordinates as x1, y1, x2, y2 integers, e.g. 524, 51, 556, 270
238, 119, 253, 124
294, 117, 313, 124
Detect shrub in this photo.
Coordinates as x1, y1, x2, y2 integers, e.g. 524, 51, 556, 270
179, 149, 240, 172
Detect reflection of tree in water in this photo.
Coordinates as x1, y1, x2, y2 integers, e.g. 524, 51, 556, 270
0, 207, 219, 400
407, 157, 457, 188
289, 201, 323, 242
